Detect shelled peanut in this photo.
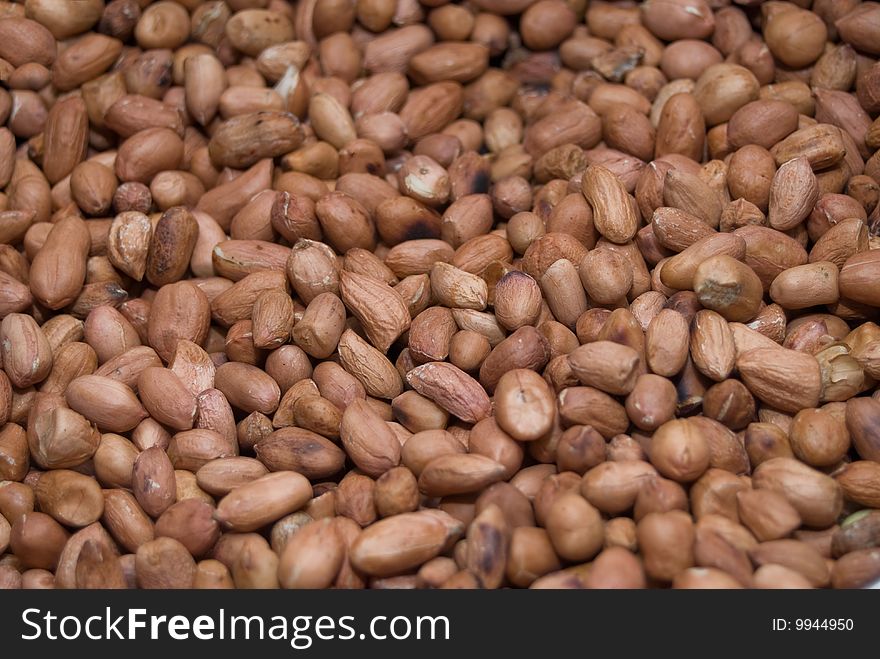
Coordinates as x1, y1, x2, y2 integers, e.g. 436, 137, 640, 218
1, 0, 880, 591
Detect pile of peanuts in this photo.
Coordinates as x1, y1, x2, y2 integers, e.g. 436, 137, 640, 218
1, 0, 880, 590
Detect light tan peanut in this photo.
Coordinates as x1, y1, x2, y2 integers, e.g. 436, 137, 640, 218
215, 471, 312, 533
